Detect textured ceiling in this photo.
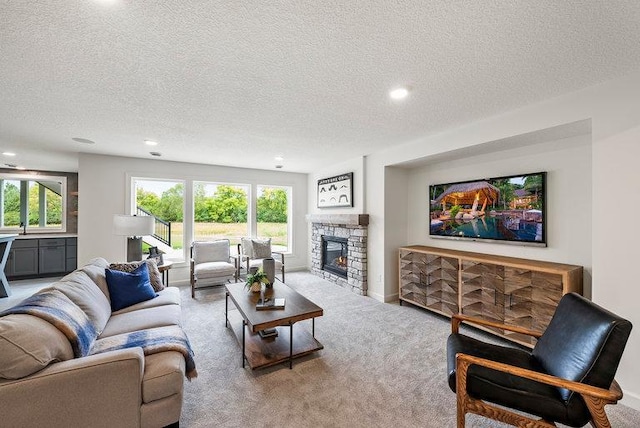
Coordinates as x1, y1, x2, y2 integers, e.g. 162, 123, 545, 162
1, 1, 640, 173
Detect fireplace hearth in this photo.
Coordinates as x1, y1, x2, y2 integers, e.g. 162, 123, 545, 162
322, 236, 348, 278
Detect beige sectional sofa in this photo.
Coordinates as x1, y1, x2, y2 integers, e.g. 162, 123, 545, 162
0, 257, 189, 428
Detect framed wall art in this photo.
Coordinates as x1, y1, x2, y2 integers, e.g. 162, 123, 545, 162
317, 172, 353, 208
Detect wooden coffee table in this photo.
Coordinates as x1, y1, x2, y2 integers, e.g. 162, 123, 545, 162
225, 281, 323, 369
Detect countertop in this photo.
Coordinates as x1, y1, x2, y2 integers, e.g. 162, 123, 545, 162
15, 233, 78, 240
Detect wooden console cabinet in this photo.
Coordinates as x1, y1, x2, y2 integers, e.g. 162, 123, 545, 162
398, 245, 583, 347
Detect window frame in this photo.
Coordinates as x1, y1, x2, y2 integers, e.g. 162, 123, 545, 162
130, 176, 187, 263
0, 173, 67, 233
128, 175, 295, 264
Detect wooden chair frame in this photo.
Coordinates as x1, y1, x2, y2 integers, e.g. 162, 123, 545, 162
452, 314, 623, 428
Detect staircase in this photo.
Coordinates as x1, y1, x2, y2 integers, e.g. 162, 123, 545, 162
144, 235, 174, 256
136, 207, 172, 255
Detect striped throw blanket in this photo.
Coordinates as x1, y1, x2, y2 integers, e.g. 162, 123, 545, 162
0, 289, 97, 357
91, 325, 198, 380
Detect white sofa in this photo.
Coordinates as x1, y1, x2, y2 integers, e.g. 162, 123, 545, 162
0, 257, 189, 428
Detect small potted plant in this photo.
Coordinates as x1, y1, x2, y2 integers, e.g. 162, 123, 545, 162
246, 269, 269, 293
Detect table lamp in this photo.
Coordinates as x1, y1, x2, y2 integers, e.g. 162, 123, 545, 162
113, 214, 155, 261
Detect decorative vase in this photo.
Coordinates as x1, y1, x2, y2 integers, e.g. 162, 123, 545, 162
263, 258, 275, 286
250, 282, 262, 293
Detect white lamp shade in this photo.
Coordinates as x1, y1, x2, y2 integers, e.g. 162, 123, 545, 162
113, 215, 155, 237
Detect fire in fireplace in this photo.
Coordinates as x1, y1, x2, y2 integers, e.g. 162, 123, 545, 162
321, 236, 348, 278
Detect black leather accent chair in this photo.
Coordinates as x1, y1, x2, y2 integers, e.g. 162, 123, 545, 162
447, 293, 632, 428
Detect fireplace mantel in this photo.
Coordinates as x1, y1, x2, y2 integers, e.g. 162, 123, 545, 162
306, 214, 369, 226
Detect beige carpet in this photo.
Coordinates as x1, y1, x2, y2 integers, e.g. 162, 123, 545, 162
179, 272, 640, 427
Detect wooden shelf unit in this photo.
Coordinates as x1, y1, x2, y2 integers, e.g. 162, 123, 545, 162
398, 245, 583, 347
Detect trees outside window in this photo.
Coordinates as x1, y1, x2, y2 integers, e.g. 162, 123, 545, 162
2, 180, 21, 227
257, 185, 290, 252
193, 182, 249, 246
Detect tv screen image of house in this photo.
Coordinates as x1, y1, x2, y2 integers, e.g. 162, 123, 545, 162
429, 172, 546, 247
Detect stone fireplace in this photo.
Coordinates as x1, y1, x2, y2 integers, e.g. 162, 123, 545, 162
306, 214, 369, 295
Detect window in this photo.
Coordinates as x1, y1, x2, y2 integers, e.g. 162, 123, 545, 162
257, 185, 291, 252
193, 182, 249, 248
2, 179, 23, 228
1, 175, 66, 231
133, 179, 185, 262
131, 177, 294, 261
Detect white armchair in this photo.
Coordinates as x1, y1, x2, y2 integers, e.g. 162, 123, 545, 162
237, 238, 285, 283
190, 240, 237, 298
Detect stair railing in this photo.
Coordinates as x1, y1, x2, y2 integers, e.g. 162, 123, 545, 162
136, 206, 171, 246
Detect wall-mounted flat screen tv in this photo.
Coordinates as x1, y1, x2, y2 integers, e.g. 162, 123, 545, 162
429, 172, 546, 247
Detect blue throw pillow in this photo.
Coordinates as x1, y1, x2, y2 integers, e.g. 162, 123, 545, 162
105, 262, 157, 312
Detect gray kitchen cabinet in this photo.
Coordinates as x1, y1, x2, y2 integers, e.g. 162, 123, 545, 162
4, 237, 77, 279
38, 238, 67, 274
66, 237, 77, 272
6, 240, 39, 277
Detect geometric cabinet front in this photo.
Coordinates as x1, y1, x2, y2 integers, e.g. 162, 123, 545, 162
399, 245, 582, 348
459, 261, 564, 346
399, 249, 458, 316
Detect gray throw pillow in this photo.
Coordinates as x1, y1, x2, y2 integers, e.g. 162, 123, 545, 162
252, 238, 272, 259
241, 237, 254, 258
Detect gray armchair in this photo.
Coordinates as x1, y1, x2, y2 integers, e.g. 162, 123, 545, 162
190, 240, 237, 298
237, 237, 285, 283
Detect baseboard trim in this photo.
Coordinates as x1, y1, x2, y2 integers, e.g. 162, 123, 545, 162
368, 291, 384, 302
384, 292, 399, 303
622, 389, 640, 411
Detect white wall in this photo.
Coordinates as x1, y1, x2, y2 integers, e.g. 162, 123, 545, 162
306, 156, 366, 266
78, 154, 308, 284
381, 166, 410, 301
593, 125, 640, 410
361, 70, 640, 408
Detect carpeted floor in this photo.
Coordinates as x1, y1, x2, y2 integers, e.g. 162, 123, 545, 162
179, 271, 640, 427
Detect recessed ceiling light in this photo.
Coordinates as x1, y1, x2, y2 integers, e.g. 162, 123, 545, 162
145, 140, 158, 146
274, 156, 284, 169
389, 87, 409, 100
150, 152, 162, 157
2, 152, 16, 157
15, 166, 26, 170
72, 137, 96, 144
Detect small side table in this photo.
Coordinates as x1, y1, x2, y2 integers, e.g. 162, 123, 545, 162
157, 261, 174, 286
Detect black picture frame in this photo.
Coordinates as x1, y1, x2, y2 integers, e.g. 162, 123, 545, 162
147, 246, 164, 265
317, 172, 353, 208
